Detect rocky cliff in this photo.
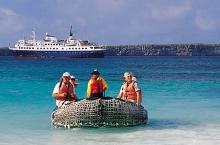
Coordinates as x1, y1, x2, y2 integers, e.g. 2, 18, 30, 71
104, 44, 220, 56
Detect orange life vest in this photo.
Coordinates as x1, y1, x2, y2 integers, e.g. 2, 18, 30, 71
59, 83, 75, 101
122, 81, 137, 102
91, 79, 104, 94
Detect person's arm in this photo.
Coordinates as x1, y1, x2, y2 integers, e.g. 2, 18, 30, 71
52, 83, 66, 100
52, 93, 66, 100
69, 80, 74, 87
117, 91, 123, 99
101, 77, 108, 90
133, 82, 142, 105
117, 85, 124, 99
86, 80, 92, 97
136, 90, 142, 105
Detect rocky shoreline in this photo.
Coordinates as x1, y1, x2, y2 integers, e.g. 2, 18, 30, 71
104, 44, 220, 56
1, 44, 220, 56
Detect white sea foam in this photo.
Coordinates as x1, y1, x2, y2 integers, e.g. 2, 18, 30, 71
1, 123, 220, 145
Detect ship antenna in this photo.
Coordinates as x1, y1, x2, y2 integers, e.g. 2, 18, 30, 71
70, 25, 73, 36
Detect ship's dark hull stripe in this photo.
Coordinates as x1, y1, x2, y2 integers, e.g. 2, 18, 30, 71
11, 50, 104, 58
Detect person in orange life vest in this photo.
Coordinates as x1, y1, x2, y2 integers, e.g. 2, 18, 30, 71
117, 72, 142, 105
87, 69, 108, 99
52, 72, 77, 107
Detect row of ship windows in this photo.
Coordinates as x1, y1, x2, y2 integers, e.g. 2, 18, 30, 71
45, 44, 60, 46
42, 51, 95, 54
18, 43, 61, 46
17, 47, 91, 50
21, 52, 96, 55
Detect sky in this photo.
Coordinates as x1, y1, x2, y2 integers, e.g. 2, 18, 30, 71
0, 0, 220, 46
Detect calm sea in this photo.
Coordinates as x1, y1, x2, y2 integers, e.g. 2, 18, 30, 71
0, 56, 220, 145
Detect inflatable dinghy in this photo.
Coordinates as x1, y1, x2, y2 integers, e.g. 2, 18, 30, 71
51, 97, 148, 128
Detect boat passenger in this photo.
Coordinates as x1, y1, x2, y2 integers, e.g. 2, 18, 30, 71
117, 72, 142, 105
70, 75, 80, 88
52, 72, 77, 107
87, 69, 108, 99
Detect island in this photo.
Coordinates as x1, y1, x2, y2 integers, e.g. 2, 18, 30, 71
1, 44, 220, 56
104, 44, 220, 56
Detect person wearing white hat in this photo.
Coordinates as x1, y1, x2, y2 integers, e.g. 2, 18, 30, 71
52, 72, 77, 107
70, 75, 80, 87
117, 72, 142, 105
69, 75, 80, 99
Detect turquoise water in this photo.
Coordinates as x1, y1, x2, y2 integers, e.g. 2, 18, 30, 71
0, 56, 220, 145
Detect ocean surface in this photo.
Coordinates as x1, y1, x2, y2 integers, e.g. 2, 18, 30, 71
0, 56, 220, 145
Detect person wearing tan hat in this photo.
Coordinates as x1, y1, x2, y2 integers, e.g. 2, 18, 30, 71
87, 69, 108, 99
117, 72, 142, 105
52, 72, 77, 107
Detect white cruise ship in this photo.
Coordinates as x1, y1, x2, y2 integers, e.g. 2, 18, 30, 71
9, 27, 105, 58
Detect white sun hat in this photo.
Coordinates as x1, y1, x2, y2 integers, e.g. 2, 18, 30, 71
123, 72, 131, 78
70, 75, 75, 79
62, 72, 71, 77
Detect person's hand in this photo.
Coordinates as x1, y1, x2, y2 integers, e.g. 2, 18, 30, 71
61, 93, 66, 97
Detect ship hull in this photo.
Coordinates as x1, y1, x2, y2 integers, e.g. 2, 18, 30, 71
11, 50, 105, 58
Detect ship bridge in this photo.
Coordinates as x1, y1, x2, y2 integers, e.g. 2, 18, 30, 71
44, 33, 57, 42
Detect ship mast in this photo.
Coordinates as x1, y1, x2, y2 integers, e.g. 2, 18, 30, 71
68, 25, 73, 41
32, 31, 36, 42
70, 25, 73, 37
